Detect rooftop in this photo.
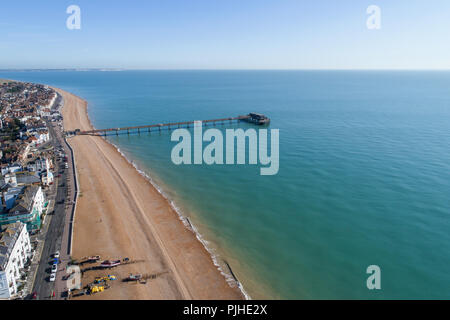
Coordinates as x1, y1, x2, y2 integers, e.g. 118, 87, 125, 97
0, 222, 25, 270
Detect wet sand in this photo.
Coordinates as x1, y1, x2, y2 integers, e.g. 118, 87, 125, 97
57, 88, 243, 300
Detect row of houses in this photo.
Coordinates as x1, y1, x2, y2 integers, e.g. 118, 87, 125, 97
1, 82, 57, 234
0, 157, 53, 235
0, 81, 55, 115
0, 81, 60, 299
0, 81, 55, 165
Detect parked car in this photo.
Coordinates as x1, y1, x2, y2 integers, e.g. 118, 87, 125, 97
49, 273, 56, 282
51, 264, 58, 273
54, 251, 60, 259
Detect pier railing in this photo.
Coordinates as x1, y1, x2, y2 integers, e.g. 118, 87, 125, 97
68, 113, 269, 136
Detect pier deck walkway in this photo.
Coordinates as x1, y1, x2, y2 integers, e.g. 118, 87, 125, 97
68, 113, 269, 137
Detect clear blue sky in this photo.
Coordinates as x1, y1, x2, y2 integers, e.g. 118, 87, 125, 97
1, 0, 449, 69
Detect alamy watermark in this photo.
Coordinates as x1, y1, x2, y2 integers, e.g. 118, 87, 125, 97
366, 265, 381, 290
66, 5, 81, 30
366, 5, 381, 30
170, 121, 279, 176
65, 5, 380, 31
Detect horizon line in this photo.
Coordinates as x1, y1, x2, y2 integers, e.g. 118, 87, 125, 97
1, 68, 450, 72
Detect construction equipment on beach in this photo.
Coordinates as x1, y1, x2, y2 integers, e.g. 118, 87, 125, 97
124, 273, 142, 282
88, 285, 105, 294
100, 259, 121, 268
87, 279, 111, 295
80, 258, 145, 273
94, 274, 117, 284
123, 271, 168, 284
121, 259, 145, 265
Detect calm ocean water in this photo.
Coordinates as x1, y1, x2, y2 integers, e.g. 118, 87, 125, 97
2, 70, 450, 299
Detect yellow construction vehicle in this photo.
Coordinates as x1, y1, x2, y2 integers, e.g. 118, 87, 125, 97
89, 286, 104, 294
94, 275, 116, 284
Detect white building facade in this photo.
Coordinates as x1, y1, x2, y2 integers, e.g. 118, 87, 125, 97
1, 165, 23, 176
41, 171, 54, 186
0, 222, 32, 299
0, 186, 46, 231
35, 131, 49, 144
27, 157, 50, 173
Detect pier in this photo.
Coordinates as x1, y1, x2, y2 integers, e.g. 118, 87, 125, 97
68, 113, 270, 136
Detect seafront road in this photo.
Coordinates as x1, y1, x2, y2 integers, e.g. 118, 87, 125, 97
31, 96, 76, 300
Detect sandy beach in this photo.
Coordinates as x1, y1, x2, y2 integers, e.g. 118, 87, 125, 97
57, 88, 243, 300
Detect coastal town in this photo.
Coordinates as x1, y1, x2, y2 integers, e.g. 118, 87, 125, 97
0, 80, 143, 300
0, 79, 70, 299
0, 79, 243, 301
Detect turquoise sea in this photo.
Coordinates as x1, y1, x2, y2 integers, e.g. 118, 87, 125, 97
2, 70, 450, 299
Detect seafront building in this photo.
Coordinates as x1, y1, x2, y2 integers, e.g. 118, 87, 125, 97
0, 185, 45, 231
40, 170, 54, 186
0, 81, 56, 231
26, 157, 51, 173
0, 222, 32, 299
1, 164, 22, 176
0, 81, 60, 299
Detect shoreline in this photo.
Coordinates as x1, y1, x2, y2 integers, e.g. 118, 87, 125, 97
110, 144, 251, 299
56, 87, 244, 300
